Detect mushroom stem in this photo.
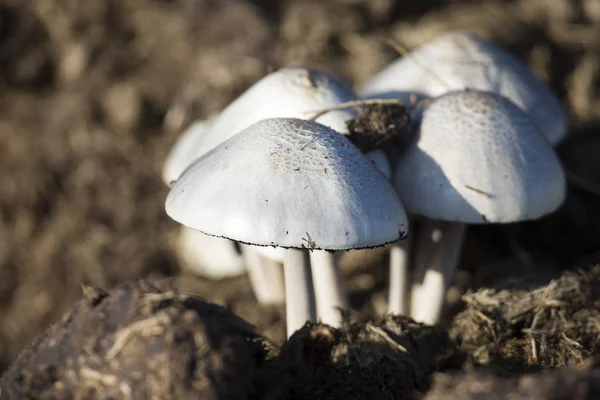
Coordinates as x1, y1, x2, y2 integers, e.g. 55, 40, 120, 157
387, 235, 412, 315
241, 245, 285, 304
409, 220, 466, 325
310, 250, 347, 327
284, 248, 316, 337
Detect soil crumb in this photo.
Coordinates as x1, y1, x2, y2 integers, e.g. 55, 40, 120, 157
0, 281, 269, 400
425, 365, 600, 400
451, 264, 600, 373
258, 316, 460, 399
346, 103, 412, 153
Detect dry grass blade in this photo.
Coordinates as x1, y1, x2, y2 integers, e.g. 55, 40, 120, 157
106, 314, 171, 360
306, 99, 405, 121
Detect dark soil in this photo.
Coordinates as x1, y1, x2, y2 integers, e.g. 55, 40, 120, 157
259, 316, 460, 399
0, 0, 599, 398
3, 265, 599, 399
0, 281, 269, 399
424, 365, 600, 400
346, 102, 413, 153
1, 281, 461, 399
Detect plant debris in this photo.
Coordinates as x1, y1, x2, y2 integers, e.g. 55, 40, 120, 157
346, 103, 412, 153
451, 265, 600, 373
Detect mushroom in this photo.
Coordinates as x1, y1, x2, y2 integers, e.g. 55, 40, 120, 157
252, 147, 393, 326
165, 118, 408, 336
163, 67, 359, 307
392, 90, 565, 324
247, 148, 393, 326
361, 31, 567, 316
362, 31, 566, 145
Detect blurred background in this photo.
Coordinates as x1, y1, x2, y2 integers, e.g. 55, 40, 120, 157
0, 0, 599, 372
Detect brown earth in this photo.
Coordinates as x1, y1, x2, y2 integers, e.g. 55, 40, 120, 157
0, 281, 269, 399
2, 267, 598, 399
0, 0, 599, 398
424, 365, 600, 400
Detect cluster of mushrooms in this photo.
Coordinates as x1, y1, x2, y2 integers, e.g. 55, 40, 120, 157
162, 31, 566, 338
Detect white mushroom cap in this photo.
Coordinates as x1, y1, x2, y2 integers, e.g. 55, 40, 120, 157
393, 90, 565, 224
162, 116, 216, 186
188, 67, 358, 161
361, 31, 566, 145
248, 149, 391, 263
166, 118, 408, 249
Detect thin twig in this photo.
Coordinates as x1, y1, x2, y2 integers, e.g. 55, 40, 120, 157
531, 335, 538, 363
79, 367, 133, 399
464, 184, 493, 198
366, 323, 408, 353
343, 326, 363, 368
474, 310, 497, 341
106, 314, 170, 360
80, 367, 119, 386
300, 134, 322, 151
306, 99, 404, 121
382, 37, 411, 57
561, 333, 583, 348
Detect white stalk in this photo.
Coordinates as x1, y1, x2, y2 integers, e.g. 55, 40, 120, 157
410, 220, 466, 325
284, 248, 316, 337
241, 245, 285, 304
309, 250, 347, 327
387, 234, 412, 315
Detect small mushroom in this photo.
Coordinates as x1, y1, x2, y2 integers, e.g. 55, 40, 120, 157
393, 90, 565, 324
165, 118, 408, 336
362, 31, 566, 145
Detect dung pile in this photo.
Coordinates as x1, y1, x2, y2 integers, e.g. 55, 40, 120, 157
257, 316, 460, 399
0, 281, 269, 399
451, 264, 600, 372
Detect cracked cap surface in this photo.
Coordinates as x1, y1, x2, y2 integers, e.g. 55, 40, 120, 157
166, 118, 408, 249
393, 90, 566, 224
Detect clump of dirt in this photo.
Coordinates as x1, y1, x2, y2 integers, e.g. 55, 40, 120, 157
346, 102, 412, 153
424, 365, 600, 400
451, 265, 600, 373
258, 316, 460, 399
0, 284, 462, 399
0, 281, 269, 399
